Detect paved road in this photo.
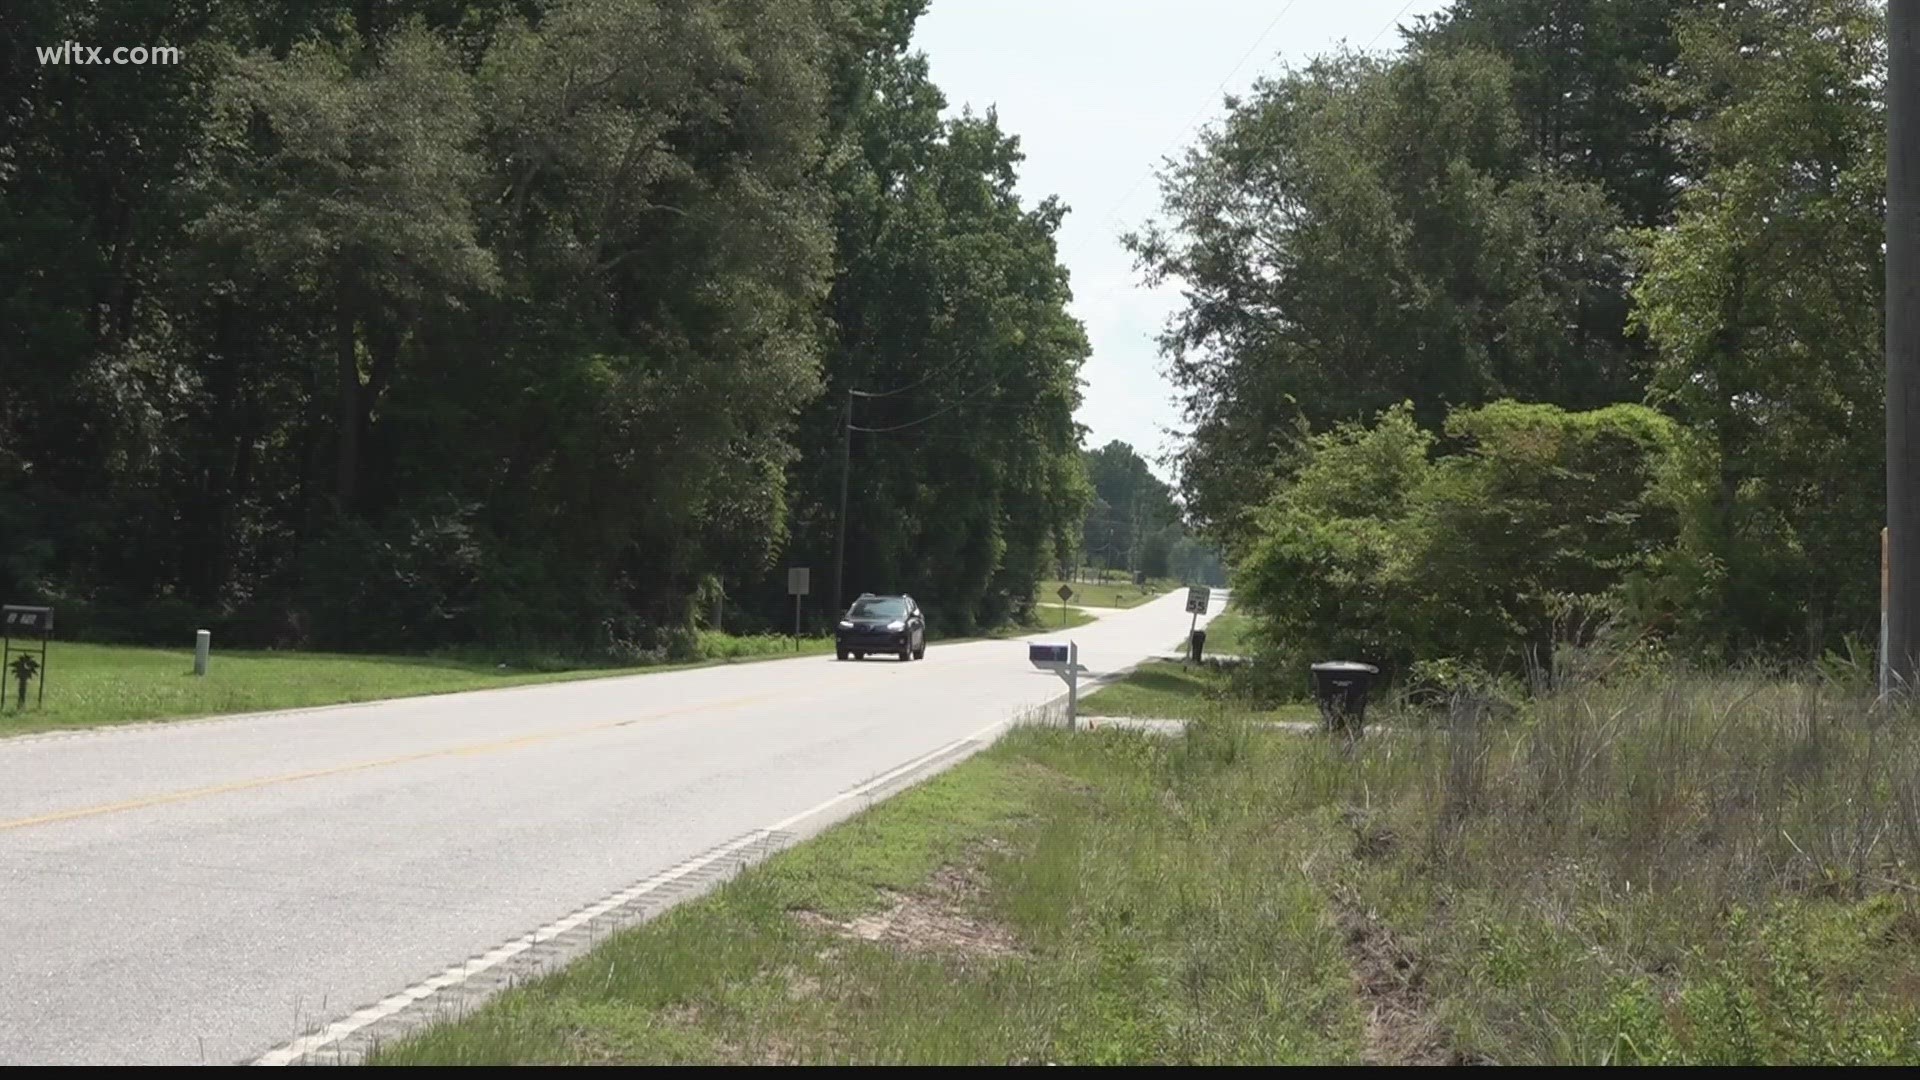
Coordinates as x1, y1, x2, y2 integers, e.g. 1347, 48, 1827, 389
0, 590, 1221, 1065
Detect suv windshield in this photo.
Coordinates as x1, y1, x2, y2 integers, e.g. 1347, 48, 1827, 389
849, 597, 908, 619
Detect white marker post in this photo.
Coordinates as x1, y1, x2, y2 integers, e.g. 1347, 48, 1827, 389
194, 629, 210, 676
1069, 642, 1079, 724
1883, 527, 1893, 699
1029, 641, 1085, 730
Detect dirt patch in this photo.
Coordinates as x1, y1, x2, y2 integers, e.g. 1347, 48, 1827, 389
789, 862, 1022, 961
1334, 892, 1465, 1065
1340, 805, 1399, 863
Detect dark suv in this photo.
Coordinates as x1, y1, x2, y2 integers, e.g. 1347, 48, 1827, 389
835, 593, 926, 661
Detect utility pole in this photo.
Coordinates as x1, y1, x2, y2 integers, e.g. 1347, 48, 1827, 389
1890, 0, 1920, 690
833, 388, 852, 616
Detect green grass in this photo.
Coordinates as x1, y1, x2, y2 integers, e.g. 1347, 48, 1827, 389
1283, 672, 1920, 1064
1036, 579, 1166, 610
370, 724, 1365, 1065
1020, 605, 1097, 633
941, 606, 1097, 641
1193, 608, 1252, 656
369, 668, 1920, 1065
0, 634, 836, 737
1079, 660, 1232, 720
1079, 658, 1313, 724
0, 609, 1100, 738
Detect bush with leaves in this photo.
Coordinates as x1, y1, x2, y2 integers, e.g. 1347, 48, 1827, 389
1235, 400, 1680, 685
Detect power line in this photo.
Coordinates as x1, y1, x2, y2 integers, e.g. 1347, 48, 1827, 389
851, 362, 956, 400
848, 383, 1002, 434
1060, 0, 1302, 268
1061, 0, 1425, 276
1363, 0, 1422, 51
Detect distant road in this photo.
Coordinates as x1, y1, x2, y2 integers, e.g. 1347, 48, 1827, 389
0, 590, 1222, 1065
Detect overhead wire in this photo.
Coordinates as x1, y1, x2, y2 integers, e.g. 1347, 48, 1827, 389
848, 381, 1003, 433
1059, 0, 1302, 269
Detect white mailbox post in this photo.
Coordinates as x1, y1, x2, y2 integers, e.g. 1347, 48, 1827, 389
1029, 641, 1087, 730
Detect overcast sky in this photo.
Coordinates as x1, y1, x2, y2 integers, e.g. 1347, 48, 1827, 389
911, 0, 1451, 480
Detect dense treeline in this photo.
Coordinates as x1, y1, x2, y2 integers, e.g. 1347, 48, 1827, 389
1, 0, 1092, 654
1076, 440, 1226, 586
1136, 0, 1887, 675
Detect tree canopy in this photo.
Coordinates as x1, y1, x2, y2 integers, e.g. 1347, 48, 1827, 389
0, 0, 1092, 652
1140, 0, 1889, 667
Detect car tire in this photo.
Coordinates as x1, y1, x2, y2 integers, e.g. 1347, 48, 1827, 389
913, 643, 926, 660
836, 647, 849, 661
853, 652, 865, 660
897, 646, 912, 662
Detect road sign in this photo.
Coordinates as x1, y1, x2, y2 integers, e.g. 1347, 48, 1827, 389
1186, 586, 1210, 615
786, 568, 810, 651
3, 606, 50, 633
1055, 584, 1074, 602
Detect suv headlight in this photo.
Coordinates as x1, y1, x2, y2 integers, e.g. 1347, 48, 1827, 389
886, 620, 905, 631
837, 620, 853, 629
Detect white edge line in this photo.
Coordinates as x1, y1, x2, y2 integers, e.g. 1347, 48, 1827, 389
252, 711, 1029, 1066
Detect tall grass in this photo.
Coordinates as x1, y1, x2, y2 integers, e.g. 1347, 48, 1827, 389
1293, 670, 1920, 1064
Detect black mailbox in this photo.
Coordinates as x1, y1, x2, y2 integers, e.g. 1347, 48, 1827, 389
1309, 661, 1380, 735
1189, 628, 1207, 663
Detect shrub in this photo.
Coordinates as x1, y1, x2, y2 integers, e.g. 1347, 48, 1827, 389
1234, 399, 1680, 683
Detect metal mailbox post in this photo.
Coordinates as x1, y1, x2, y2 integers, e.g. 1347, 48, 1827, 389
1029, 642, 1086, 730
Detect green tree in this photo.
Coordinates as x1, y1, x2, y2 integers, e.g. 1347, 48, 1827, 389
1626, 0, 1885, 658
1081, 441, 1180, 574
1407, 0, 1691, 229
197, 24, 498, 514
1235, 401, 1678, 680
784, 6, 1091, 631
0, 0, 1115, 655
1132, 46, 1634, 543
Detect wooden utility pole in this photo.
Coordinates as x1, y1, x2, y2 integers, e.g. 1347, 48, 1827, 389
832, 389, 852, 616
1889, 1, 1920, 689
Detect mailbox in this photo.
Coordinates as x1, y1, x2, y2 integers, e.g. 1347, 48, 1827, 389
1029, 643, 1070, 668
1309, 661, 1380, 736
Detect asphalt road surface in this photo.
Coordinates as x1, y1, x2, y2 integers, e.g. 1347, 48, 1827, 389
0, 589, 1224, 1065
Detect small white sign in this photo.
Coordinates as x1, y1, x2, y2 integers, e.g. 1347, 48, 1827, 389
787, 567, 810, 596
1186, 586, 1210, 615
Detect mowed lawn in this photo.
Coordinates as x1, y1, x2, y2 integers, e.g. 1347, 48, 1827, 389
1191, 607, 1252, 655
1079, 658, 1314, 725
0, 636, 834, 737
1035, 578, 1169, 610
1, 608, 1102, 738
1016, 604, 1096, 633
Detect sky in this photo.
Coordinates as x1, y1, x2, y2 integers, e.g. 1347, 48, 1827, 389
911, 0, 1452, 481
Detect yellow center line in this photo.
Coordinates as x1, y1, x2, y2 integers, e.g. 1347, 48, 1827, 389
0, 689, 787, 833
3, 643, 1048, 834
